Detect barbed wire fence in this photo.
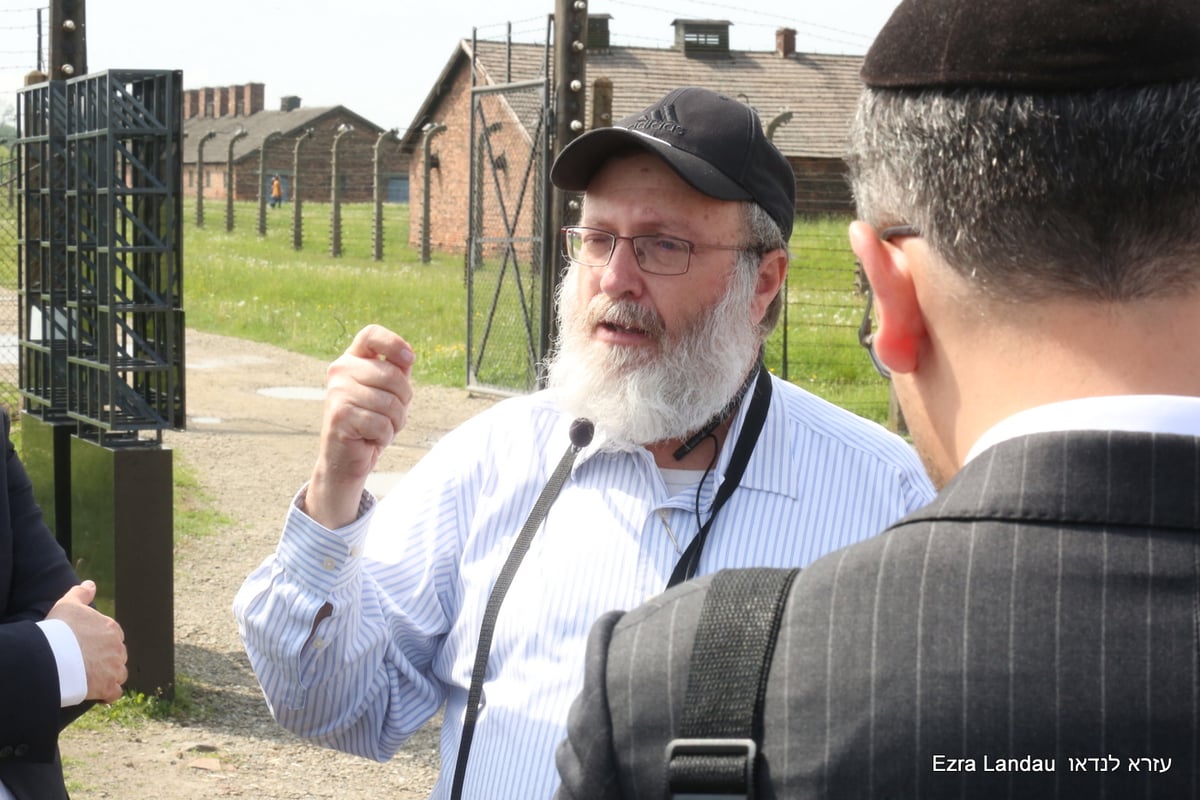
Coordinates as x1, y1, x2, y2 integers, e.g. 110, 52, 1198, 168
5, 133, 893, 429
213, 195, 413, 262
202, 160, 892, 424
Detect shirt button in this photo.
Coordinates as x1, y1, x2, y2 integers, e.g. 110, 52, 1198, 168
312, 638, 325, 649
349, 546, 361, 558
322, 557, 337, 571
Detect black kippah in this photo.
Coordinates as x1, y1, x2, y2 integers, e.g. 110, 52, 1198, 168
862, 0, 1200, 90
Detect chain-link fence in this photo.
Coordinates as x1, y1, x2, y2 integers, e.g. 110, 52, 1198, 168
465, 79, 552, 396
0, 151, 20, 415
770, 218, 892, 425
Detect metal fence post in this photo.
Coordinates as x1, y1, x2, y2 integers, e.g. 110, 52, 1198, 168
195, 130, 216, 228
373, 128, 397, 261
291, 127, 313, 251
224, 128, 247, 232
256, 131, 282, 236
330, 124, 353, 257
420, 122, 446, 264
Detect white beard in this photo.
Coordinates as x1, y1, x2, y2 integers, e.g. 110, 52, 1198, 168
545, 261, 762, 450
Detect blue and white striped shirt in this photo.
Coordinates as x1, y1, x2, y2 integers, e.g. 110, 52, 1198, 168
233, 375, 934, 798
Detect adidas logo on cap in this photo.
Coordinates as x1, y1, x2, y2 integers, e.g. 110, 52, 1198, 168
628, 104, 686, 136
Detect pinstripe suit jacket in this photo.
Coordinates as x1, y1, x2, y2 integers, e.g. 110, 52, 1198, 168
556, 430, 1200, 799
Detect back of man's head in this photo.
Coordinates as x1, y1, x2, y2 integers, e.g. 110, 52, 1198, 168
848, 0, 1200, 302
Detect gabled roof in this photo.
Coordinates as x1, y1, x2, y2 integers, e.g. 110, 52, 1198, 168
398, 37, 864, 161
182, 106, 387, 164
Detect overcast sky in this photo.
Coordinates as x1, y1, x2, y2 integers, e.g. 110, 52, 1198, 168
1, 0, 901, 133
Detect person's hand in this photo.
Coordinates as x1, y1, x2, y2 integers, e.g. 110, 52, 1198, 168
306, 324, 415, 529
46, 580, 127, 703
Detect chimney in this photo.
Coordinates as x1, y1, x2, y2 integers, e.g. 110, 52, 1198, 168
219, 86, 235, 117
183, 89, 199, 120
672, 19, 732, 57
776, 27, 796, 58
587, 14, 611, 51
201, 87, 215, 118
280, 95, 301, 112
246, 82, 264, 114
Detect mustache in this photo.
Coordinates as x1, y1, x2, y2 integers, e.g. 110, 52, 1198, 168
584, 297, 666, 339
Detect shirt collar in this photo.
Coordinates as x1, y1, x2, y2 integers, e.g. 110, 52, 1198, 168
571, 372, 790, 497
965, 394, 1200, 464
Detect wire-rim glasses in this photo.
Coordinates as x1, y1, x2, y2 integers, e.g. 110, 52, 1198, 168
858, 225, 921, 379
562, 226, 750, 276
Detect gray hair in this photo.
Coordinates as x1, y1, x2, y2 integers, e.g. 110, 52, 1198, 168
847, 80, 1200, 301
738, 201, 789, 336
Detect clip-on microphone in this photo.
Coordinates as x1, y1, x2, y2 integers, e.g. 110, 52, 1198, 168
568, 418, 595, 450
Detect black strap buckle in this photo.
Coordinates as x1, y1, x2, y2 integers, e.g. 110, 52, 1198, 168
665, 737, 757, 800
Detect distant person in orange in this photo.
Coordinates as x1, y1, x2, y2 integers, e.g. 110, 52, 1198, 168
270, 175, 282, 209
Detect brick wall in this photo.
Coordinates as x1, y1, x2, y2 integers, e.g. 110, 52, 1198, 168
409, 64, 541, 256
409, 70, 473, 253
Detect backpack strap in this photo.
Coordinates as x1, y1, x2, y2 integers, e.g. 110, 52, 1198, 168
666, 567, 799, 799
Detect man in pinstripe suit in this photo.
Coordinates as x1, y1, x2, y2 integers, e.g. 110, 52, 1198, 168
555, 0, 1200, 797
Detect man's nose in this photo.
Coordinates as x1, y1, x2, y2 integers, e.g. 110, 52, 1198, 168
599, 237, 644, 296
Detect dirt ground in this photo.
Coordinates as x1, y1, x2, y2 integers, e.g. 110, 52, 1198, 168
58, 329, 499, 799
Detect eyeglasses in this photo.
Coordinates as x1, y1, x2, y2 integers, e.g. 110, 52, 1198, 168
561, 226, 749, 276
857, 225, 921, 380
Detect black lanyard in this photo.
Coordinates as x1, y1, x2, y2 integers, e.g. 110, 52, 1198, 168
449, 419, 593, 800
450, 369, 771, 795
666, 364, 773, 588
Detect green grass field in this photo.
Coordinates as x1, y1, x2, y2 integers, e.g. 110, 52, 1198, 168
186, 202, 471, 389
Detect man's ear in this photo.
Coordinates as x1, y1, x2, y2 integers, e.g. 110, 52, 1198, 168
848, 221, 926, 374
751, 246, 788, 326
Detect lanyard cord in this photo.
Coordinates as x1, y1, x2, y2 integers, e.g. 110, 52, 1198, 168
449, 419, 593, 800
667, 364, 772, 589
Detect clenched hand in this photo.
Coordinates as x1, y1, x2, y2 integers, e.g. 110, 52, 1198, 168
46, 580, 127, 703
305, 324, 415, 529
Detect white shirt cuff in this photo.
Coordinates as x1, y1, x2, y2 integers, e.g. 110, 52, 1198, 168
36, 618, 88, 707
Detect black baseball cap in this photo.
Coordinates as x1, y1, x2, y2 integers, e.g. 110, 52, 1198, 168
550, 87, 796, 240
862, 0, 1200, 90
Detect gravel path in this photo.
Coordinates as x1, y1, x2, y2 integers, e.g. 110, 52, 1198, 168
58, 329, 499, 799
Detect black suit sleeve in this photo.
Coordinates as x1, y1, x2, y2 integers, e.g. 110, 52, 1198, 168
0, 410, 84, 764
555, 609, 626, 800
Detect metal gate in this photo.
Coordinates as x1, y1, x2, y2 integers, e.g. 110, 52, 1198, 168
465, 67, 553, 396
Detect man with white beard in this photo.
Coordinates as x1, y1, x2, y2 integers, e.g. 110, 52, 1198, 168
234, 86, 934, 800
